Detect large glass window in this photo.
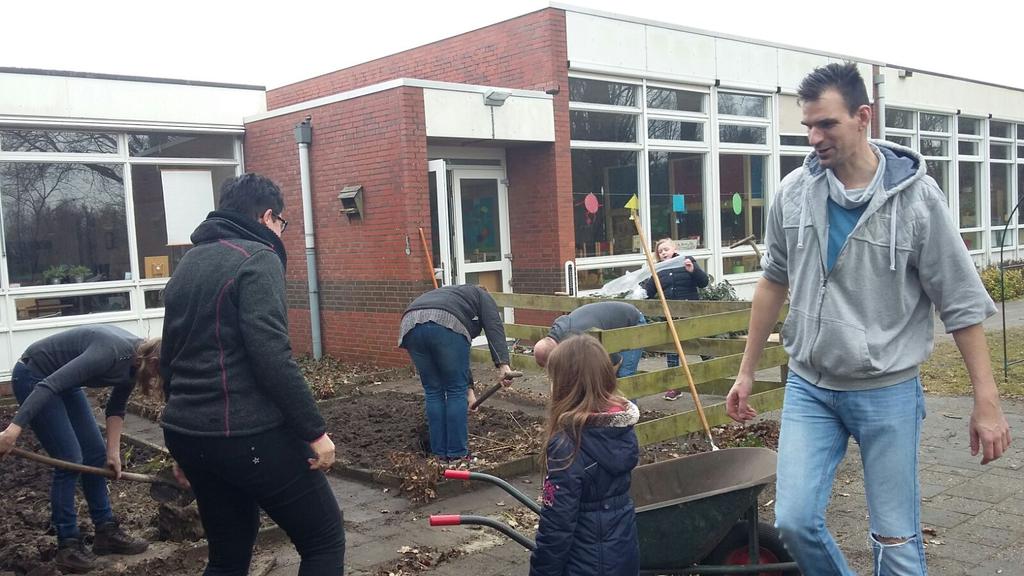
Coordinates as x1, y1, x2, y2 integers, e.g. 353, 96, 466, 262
958, 117, 982, 136
568, 78, 637, 107
131, 165, 234, 278
570, 111, 637, 143
990, 163, 1012, 228
719, 154, 767, 247
958, 162, 981, 229
1, 162, 130, 287
885, 109, 915, 130
925, 160, 949, 202
15, 292, 130, 321
128, 133, 235, 159
780, 156, 804, 179
719, 125, 767, 145
647, 87, 704, 113
919, 113, 949, 133
571, 150, 639, 258
649, 152, 705, 248
648, 119, 703, 142
1, 130, 117, 154
718, 93, 768, 118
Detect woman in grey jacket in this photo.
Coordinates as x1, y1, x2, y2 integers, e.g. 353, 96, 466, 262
400, 285, 514, 462
160, 174, 344, 575
0, 325, 159, 573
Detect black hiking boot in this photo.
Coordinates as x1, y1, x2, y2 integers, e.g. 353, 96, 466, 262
93, 520, 149, 555
55, 538, 98, 574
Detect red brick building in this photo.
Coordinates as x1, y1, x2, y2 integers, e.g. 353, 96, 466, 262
241, 6, 1024, 367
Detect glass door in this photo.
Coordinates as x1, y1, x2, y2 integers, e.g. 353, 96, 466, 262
451, 168, 512, 294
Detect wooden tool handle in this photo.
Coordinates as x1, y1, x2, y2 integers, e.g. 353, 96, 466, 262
10, 446, 166, 485
469, 371, 524, 410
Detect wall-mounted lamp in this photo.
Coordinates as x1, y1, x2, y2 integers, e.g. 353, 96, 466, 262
897, 69, 914, 79
483, 89, 512, 107
338, 185, 364, 218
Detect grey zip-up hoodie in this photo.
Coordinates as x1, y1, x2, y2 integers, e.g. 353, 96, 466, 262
762, 140, 996, 390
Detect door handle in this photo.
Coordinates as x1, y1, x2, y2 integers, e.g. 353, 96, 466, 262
503, 253, 513, 261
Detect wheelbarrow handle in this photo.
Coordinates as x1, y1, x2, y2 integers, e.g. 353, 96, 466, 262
10, 446, 175, 487
469, 370, 524, 411
443, 469, 541, 514
428, 514, 536, 551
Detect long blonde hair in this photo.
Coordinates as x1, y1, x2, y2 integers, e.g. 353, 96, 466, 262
134, 337, 163, 400
542, 334, 627, 472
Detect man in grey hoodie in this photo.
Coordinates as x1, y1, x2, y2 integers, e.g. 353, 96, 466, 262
726, 63, 1011, 575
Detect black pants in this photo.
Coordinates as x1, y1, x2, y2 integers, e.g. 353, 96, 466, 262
165, 428, 345, 576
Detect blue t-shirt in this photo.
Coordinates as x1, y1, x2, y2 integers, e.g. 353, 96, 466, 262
826, 195, 868, 272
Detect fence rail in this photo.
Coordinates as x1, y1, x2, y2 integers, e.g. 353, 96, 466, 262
471, 292, 789, 446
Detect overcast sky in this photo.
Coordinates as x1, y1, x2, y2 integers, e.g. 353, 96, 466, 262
4, 0, 1020, 91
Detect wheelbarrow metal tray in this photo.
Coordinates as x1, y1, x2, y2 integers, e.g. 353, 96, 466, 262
631, 447, 777, 570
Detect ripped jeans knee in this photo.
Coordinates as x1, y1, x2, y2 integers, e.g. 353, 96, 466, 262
869, 532, 926, 575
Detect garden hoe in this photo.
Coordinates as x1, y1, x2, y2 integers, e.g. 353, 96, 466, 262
9, 446, 193, 504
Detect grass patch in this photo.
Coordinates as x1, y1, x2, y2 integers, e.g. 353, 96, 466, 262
920, 327, 1024, 398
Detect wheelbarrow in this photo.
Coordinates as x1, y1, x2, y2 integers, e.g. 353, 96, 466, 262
429, 446, 799, 575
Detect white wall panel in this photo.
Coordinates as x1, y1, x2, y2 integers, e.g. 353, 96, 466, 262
715, 39, 777, 89
566, 12, 646, 71
493, 97, 555, 142
884, 68, 1024, 120
644, 27, 716, 81
0, 72, 265, 127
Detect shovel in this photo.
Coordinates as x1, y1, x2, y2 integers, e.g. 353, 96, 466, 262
469, 370, 524, 411
10, 446, 193, 504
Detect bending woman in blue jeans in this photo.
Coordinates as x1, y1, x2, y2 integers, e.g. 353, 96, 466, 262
400, 285, 514, 462
0, 325, 160, 573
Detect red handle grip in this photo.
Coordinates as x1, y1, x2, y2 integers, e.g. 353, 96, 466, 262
444, 469, 471, 480
429, 514, 462, 526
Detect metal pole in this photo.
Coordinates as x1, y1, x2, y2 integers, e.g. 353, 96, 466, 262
295, 117, 322, 360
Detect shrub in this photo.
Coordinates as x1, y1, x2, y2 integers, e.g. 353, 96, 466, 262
699, 278, 739, 302
980, 265, 1024, 302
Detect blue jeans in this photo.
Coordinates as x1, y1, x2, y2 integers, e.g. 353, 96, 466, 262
775, 372, 927, 576
402, 322, 471, 459
616, 316, 646, 378
12, 361, 114, 540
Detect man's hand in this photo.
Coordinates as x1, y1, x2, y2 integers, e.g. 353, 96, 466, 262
970, 395, 1012, 464
0, 424, 22, 458
106, 447, 122, 480
308, 434, 336, 471
726, 374, 758, 423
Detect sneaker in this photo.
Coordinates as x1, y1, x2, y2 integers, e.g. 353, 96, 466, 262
93, 521, 149, 556
663, 389, 682, 401
56, 538, 98, 574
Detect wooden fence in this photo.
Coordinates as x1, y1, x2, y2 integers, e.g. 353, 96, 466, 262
469, 293, 788, 446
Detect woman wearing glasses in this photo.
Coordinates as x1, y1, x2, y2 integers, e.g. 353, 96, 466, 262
160, 173, 344, 575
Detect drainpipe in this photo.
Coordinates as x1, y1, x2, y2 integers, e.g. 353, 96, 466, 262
295, 117, 323, 359
873, 66, 886, 140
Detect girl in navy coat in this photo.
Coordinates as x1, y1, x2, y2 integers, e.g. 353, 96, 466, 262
530, 334, 640, 576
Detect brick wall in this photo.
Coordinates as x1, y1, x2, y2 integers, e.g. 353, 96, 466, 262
268, 9, 565, 110
245, 8, 572, 366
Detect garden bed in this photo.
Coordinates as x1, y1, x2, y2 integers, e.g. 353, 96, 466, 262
0, 405, 208, 576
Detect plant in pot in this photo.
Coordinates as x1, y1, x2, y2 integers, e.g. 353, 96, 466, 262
68, 265, 93, 283
43, 264, 70, 285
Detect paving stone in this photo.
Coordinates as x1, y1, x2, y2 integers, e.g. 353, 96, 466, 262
924, 538, 1001, 565
944, 522, 1022, 548
943, 476, 1023, 503
925, 494, 993, 516
921, 507, 976, 529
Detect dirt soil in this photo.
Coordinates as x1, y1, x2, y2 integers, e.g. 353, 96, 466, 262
320, 391, 544, 502
0, 405, 207, 576
323, 391, 544, 468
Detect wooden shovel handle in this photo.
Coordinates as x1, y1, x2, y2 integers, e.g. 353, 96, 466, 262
10, 446, 168, 485
469, 371, 524, 410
